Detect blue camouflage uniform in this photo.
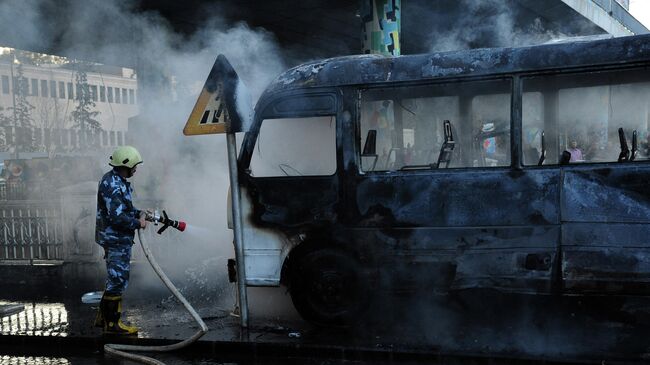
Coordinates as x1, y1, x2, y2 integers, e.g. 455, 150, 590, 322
96, 169, 141, 296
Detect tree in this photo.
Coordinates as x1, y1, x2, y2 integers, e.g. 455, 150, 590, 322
0, 107, 10, 151
70, 63, 102, 150
9, 62, 36, 152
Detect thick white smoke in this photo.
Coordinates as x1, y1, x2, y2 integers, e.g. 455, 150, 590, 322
0, 0, 291, 310
417, 0, 591, 52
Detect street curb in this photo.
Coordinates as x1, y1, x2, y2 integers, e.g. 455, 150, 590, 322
0, 333, 641, 364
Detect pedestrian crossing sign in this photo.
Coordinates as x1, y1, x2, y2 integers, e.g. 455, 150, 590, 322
184, 55, 251, 135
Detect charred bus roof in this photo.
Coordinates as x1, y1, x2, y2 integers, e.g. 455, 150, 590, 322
261, 34, 650, 101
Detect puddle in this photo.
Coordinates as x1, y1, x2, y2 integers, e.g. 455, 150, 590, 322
0, 301, 68, 336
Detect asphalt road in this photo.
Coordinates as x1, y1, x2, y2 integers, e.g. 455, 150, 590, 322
3, 285, 650, 364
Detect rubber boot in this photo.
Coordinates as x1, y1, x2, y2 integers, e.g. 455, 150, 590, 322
93, 293, 105, 328
103, 295, 138, 335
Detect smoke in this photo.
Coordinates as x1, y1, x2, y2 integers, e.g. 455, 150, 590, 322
407, 0, 596, 53
0, 0, 291, 313
4, 0, 648, 358
107, 4, 289, 311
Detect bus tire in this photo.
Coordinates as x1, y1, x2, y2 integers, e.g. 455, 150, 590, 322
289, 248, 370, 326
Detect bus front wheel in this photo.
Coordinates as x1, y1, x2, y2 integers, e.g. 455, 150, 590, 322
289, 248, 370, 325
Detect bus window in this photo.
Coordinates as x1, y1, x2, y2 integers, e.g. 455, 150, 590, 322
472, 94, 511, 167
523, 68, 650, 165
250, 116, 336, 177
359, 79, 511, 172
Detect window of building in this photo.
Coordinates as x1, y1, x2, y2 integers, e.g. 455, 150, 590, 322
115, 87, 121, 104
250, 116, 337, 177
76, 84, 82, 100
31, 78, 38, 96
522, 68, 650, 165
35, 127, 42, 146
59, 81, 65, 99
69, 129, 77, 147
90, 85, 98, 102
99, 86, 106, 102
50, 129, 58, 146
359, 79, 512, 172
102, 130, 108, 145
121, 88, 127, 104
129, 89, 135, 104
2, 75, 9, 94
11, 77, 17, 93
67, 82, 73, 99
107, 87, 113, 103
44, 128, 51, 147
41, 80, 48, 98
50, 80, 57, 98
117, 131, 124, 145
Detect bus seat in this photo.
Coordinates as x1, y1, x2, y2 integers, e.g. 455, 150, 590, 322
560, 150, 571, 165
436, 120, 455, 168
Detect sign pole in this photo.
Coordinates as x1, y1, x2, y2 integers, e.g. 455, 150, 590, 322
183, 54, 252, 329
226, 131, 249, 329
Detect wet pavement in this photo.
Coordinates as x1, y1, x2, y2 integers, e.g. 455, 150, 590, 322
0, 354, 432, 365
4, 254, 650, 364
4, 287, 650, 365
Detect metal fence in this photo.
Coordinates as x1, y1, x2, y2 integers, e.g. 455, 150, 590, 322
0, 198, 164, 264
0, 201, 64, 261
0, 181, 52, 201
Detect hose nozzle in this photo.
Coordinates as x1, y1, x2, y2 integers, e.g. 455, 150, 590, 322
146, 210, 186, 234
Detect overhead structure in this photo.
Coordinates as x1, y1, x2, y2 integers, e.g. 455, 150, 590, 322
559, 0, 644, 36
0, 0, 647, 68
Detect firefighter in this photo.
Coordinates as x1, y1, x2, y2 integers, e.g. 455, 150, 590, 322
94, 146, 147, 335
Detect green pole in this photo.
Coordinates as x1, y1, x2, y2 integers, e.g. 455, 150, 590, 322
361, 0, 401, 56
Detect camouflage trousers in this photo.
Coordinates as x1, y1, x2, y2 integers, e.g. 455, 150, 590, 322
103, 244, 133, 295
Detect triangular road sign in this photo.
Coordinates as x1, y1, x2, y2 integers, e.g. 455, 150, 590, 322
184, 55, 251, 135
184, 80, 227, 135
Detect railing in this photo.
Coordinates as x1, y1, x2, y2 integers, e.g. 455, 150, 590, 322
0, 201, 64, 261
0, 198, 165, 264
0, 181, 57, 201
0, 181, 25, 201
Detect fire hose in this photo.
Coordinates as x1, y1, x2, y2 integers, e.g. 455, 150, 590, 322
104, 212, 208, 365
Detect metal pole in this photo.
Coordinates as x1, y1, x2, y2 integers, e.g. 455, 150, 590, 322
226, 132, 249, 328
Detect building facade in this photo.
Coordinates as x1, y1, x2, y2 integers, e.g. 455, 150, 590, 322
0, 54, 138, 155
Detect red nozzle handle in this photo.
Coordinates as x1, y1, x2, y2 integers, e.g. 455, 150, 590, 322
177, 221, 186, 232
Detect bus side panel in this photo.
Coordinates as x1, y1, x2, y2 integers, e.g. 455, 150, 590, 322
352, 226, 561, 293
562, 165, 650, 294
353, 169, 559, 227
351, 169, 561, 294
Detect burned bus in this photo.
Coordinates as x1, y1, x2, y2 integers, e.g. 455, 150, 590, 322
216, 34, 650, 324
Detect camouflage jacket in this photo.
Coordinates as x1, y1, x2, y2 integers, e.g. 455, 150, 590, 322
95, 169, 141, 247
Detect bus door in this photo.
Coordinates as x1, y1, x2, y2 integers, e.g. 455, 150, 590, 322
354, 79, 561, 294
242, 91, 340, 244
523, 68, 650, 295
